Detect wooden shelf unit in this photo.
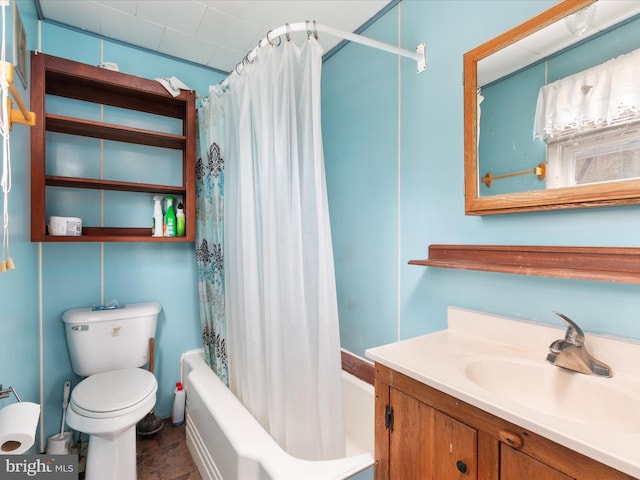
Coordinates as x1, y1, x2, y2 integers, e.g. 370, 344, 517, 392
30, 52, 196, 242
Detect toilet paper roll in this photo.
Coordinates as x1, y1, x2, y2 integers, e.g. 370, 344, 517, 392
0, 402, 40, 454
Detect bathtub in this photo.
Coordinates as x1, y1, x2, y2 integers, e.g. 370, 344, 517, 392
180, 349, 374, 480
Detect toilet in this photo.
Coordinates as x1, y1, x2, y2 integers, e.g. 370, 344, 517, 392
62, 301, 161, 480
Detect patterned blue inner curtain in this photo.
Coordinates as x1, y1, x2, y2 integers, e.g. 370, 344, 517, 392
195, 86, 228, 385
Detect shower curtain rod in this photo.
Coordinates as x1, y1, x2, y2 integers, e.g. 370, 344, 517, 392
221, 21, 427, 87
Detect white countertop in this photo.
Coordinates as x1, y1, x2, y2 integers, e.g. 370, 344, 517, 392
365, 307, 640, 479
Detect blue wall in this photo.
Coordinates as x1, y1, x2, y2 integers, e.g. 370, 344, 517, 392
36, 20, 224, 443
0, 0, 224, 447
2, 0, 640, 454
322, 0, 640, 355
0, 0, 42, 443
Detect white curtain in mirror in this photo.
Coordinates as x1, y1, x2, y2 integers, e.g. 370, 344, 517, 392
534, 47, 640, 140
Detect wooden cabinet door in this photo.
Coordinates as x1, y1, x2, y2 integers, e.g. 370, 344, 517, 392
386, 387, 478, 479
433, 410, 478, 479
389, 387, 434, 479
500, 444, 574, 480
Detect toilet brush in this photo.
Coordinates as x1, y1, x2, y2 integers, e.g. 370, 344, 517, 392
59, 381, 70, 436
46, 381, 73, 454
136, 338, 163, 436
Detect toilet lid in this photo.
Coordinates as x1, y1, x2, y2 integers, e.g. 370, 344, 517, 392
71, 368, 157, 414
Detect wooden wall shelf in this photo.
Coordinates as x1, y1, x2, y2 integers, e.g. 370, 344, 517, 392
45, 176, 187, 195
409, 245, 640, 284
45, 114, 187, 149
44, 227, 190, 242
31, 52, 196, 242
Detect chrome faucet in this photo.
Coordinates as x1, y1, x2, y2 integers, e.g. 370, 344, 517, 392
546, 312, 612, 377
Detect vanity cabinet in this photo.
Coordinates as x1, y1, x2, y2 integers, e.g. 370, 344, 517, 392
374, 364, 634, 480
30, 52, 196, 242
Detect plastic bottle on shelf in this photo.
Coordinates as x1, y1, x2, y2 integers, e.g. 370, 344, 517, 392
176, 203, 186, 237
164, 196, 176, 237
171, 382, 186, 426
152, 196, 164, 237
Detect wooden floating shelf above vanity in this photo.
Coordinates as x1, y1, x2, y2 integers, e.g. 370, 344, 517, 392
410, 245, 640, 284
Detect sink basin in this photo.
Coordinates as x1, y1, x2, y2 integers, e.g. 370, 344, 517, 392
464, 357, 640, 433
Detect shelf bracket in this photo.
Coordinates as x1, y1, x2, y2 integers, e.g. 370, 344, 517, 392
416, 42, 427, 73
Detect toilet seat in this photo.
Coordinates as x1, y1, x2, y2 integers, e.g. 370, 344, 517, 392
70, 368, 157, 419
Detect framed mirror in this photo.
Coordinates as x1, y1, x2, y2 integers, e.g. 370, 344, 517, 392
464, 0, 640, 215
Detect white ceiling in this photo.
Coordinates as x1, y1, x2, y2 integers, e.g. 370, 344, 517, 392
36, 0, 392, 73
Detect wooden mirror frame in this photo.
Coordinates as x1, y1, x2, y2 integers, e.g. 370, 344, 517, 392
463, 0, 640, 215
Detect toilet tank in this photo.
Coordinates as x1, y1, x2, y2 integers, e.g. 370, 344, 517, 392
62, 301, 161, 377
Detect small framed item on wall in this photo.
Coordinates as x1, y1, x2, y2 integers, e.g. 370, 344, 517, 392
13, 1, 27, 89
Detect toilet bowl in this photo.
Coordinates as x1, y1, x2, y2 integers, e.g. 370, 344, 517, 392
66, 369, 157, 479
62, 302, 161, 480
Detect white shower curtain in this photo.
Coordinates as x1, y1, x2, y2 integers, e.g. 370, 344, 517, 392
223, 37, 346, 461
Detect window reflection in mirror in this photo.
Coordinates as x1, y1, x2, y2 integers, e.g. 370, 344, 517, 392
547, 123, 640, 188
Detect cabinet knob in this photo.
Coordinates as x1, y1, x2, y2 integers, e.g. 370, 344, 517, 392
456, 460, 467, 473
499, 430, 524, 448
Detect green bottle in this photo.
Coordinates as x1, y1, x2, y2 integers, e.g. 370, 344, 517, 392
176, 202, 186, 237
164, 196, 176, 237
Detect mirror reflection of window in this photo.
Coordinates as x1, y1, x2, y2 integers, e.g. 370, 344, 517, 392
546, 123, 640, 188
536, 47, 640, 189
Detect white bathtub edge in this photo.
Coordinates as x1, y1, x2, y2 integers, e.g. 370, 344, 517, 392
182, 349, 374, 480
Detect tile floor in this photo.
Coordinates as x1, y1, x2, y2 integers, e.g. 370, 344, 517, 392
77, 418, 202, 479
136, 419, 202, 480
